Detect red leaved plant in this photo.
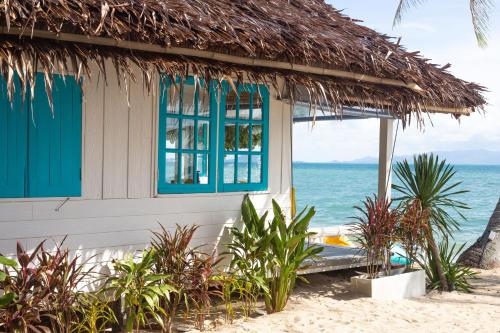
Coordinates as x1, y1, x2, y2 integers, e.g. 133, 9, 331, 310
0, 238, 93, 332
351, 196, 400, 279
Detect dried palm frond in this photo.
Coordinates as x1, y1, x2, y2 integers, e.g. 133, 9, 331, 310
0, 35, 486, 127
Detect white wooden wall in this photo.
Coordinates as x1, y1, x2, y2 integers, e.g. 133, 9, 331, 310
0, 63, 293, 270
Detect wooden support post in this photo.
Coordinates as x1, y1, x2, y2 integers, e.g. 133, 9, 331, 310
378, 118, 394, 201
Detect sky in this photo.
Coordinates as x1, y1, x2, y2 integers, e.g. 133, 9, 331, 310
293, 0, 500, 162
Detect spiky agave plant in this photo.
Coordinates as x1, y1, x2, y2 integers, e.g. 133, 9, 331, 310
393, 153, 469, 291
416, 236, 478, 292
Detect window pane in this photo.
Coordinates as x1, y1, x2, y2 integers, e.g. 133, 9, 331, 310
166, 118, 179, 149
225, 89, 237, 119
237, 155, 249, 184
182, 119, 195, 149
238, 124, 250, 151
166, 84, 180, 114
251, 125, 262, 151
224, 123, 236, 151
239, 91, 251, 119
224, 154, 235, 184
252, 92, 262, 120
251, 155, 262, 183
197, 120, 210, 151
198, 87, 210, 117
165, 153, 178, 184
181, 153, 195, 184
182, 84, 195, 115
196, 154, 209, 184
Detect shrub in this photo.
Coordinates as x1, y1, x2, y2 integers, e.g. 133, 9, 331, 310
71, 293, 117, 333
228, 195, 322, 314
417, 236, 478, 292
398, 200, 428, 269
151, 224, 220, 331
107, 249, 175, 332
350, 195, 399, 278
393, 153, 469, 291
0, 240, 92, 333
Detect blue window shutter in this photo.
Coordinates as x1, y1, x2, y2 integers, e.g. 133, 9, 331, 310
28, 74, 82, 197
0, 77, 28, 198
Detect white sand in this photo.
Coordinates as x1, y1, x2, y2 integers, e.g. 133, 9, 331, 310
206, 269, 500, 333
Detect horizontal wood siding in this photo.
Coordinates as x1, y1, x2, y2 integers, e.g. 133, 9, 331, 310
0, 68, 292, 267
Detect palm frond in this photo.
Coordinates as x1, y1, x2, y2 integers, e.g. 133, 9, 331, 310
470, 0, 493, 47
393, 0, 428, 27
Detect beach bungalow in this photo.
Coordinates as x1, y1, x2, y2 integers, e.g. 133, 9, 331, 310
0, 0, 485, 268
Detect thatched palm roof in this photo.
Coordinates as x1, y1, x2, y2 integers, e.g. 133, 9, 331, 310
0, 0, 486, 124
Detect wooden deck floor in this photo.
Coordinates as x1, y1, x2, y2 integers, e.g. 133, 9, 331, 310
298, 244, 366, 275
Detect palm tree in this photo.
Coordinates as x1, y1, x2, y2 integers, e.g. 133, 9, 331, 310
458, 199, 500, 268
393, 0, 494, 47
393, 154, 469, 291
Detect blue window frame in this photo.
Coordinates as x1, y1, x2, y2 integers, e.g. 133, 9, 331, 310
0, 73, 82, 198
157, 76, 217, 194
218, 82, 269, 192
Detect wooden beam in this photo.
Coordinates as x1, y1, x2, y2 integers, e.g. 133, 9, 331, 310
343, 96, 472, 116
1, 27, 473, 116
0, 27, 424, 92
378, 118, 394, 200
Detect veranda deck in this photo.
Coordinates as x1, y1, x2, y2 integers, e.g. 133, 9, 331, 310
298, 244, 366, 275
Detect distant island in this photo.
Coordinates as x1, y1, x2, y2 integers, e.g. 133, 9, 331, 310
296, 149, 500, 165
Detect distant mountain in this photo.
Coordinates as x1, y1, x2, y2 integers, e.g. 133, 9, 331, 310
347, 149, 500, 165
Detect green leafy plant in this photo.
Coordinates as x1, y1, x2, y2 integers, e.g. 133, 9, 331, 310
151, 224, 221, 332
107, 249, 175, 332
1, 240, 92, 333
350, 195, 399, 278
265, 200, 321, 313
228, 195, 322, 314
393, 153, 469, 291
71, 293, 117, 333
417, 236, 478, 292
213, 272, 264, 322
227, 196, 273, 315
0, 255, 17, 308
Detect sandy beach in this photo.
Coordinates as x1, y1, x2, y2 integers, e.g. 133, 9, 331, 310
207, 268, 500, 333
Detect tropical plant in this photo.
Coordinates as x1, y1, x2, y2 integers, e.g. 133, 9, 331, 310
417, 236, 478, 292
393, 153, 469, 291
228, 195, 322, 314
0, 240, 92, 333
398, 199, 428, 270
351, 195, 400, 278
265, 200, 322, 313
459, 199, 500, 268
150, 224, 220, 332
107, 249, 175, 332
227, 196, 273, 315
0, 255, 17, 307
393, 0, 494, 47
212, 272, 261, 322
38, 239, 93, 331
71, 293, 117, 333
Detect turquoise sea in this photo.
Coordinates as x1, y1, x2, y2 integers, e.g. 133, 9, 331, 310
293, 163, 500, 245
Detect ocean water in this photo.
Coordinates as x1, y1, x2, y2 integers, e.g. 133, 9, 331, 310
293, 163, 500, 245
